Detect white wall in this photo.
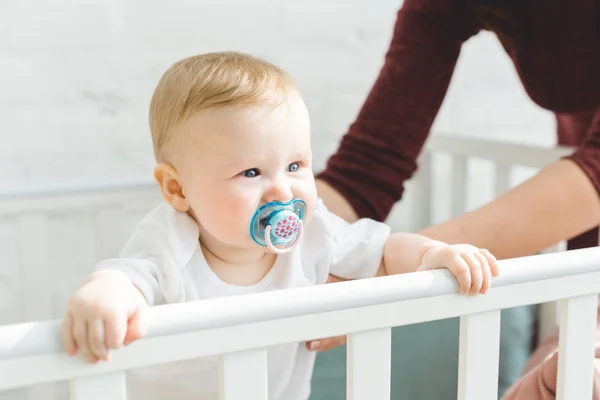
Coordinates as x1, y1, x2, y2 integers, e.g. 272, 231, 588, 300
0, 0, 556, 197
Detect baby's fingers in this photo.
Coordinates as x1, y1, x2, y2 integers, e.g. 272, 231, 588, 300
73, 319, 98, 363
461, 253, 483, 296
474, 251, 491, 294
62, 313, 77, 356
105, 311, 128, 350
481, 249, 499, 276
447, 255, 471, 295
88, 319, 109, 361
124, 306, 148, 346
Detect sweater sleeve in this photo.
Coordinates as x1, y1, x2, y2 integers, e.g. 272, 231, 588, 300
316, 0, 479, 221
565, 105, 600, 197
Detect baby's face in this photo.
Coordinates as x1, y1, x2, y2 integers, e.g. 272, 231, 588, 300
175, 90, 317, 251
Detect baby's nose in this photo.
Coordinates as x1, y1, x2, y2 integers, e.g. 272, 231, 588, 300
264, 181, 293, 203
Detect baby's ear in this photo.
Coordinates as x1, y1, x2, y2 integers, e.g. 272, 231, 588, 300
153, 163, 190, 212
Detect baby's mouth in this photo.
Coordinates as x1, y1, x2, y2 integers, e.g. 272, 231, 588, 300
259, 217, 267, 230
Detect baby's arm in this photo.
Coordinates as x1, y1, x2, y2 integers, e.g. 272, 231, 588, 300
63, 269, 149, 363
62, 204, 198, 363
376, 233, 499, 295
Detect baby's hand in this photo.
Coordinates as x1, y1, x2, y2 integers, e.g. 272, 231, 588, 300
417, 244, 499, 295
62, 269, 148, 363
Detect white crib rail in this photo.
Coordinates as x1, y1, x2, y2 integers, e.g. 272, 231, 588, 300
0, 248, 599, 400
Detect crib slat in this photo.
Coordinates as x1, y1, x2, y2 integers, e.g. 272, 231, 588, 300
457, 310, 501, 400
70, 371, 127, 400
17, 215, 52, 324
18, 215, 59, 400
347, 328, 391, 400
451, 155, 467, 216
219, 348, 267, 400
556, 294, 598, 400
494, 162, 511, 196
414, 153, 433, 230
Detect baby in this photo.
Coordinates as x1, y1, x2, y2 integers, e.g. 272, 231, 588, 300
62, 52, 499, 400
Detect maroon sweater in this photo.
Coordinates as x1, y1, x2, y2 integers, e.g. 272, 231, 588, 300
317, 0, 600, 249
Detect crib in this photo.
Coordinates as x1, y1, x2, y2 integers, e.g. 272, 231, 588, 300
0, 135, 598, 400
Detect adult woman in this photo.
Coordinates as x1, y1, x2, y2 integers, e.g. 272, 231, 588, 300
308, 0, 599, 398
315, 0, 600, 256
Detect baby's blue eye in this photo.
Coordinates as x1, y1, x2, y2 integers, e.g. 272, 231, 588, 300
287, 162, 300, 172
242, 168, 259, 178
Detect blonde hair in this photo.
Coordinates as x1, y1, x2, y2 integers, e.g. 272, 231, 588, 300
149, 51, 295, 162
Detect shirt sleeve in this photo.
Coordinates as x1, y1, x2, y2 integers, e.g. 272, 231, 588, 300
316, 0, 479, 221
565, 105, 600, 195
311, 199, 391, 279
94, 204, 200, 306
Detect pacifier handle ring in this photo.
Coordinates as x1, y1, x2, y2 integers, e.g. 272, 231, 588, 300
264, 220, 304, 254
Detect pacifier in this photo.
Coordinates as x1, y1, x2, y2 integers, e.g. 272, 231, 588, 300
249, 199, 306, 254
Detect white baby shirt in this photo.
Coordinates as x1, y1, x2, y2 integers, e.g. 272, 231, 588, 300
95, 199, 391, 400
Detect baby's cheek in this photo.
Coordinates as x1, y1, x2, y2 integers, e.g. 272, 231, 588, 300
214, 205, 253, 242
195, 189, 257, 244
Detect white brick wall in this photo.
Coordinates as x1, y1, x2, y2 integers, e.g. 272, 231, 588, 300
0, 0, 556, 196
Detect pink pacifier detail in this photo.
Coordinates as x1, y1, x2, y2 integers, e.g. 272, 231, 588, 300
264, 209, 303, 254
272, 212, 299, 239
249, 199, 306, 254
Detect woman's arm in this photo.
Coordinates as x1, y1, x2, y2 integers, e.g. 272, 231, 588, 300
419, 159, 600, 260
316, 0, 479, 222
315, 179, 358, 222
420, 107, 600, 259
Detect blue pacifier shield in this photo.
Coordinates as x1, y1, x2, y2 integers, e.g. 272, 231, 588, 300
249, 199, 306, 247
